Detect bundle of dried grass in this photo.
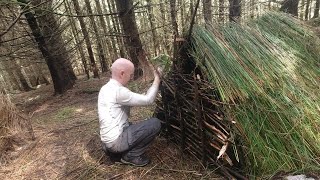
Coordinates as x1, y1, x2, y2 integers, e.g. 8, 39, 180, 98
0, 93, 34, 164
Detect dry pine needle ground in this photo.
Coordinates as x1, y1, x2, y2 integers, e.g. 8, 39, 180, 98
0, 75, 223, 180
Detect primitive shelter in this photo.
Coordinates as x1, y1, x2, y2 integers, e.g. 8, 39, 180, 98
156, 12, 320, 179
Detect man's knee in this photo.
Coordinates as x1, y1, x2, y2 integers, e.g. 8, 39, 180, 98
149, 117, 161, 133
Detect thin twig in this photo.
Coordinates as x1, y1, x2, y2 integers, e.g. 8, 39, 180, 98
108, 169, 138, 180
154, 167, 202, 176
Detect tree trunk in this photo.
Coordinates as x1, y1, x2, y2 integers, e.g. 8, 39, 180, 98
4, 64, 19, 91
170, 0, 180, 67
300, 0, 305, 20
250, 0, 255, 18
159, 1, 169, 52
0, 68, 14, 92
219, 0, 225, 23
10, 28, 33, 91
170, 0, 179, 37
18, 0, 76, 94
84, 0, 108, 73
110, 0, 126, 57
94, 0, 114, 63
229, 0, 241, 22
115, 0, 151, 78
146, 0, 159, 56
18, 67, 34, 91
25, 66, 37, 87
13, 61, 34, 91
280, 0, 299, 16
314, 0, 320, 18
72, 0, 99, 78
305, 0, 310, 20
179, 0, 185, 29
0, 74, 9, 94
64, 0, 89, 79
203, 0, 212, 24
190, 0, 194, 19
34, 63, 50, 85
0, 9, 34, 92
101, 0, 119, 59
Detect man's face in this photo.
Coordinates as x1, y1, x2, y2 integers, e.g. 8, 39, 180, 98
122, 66, 134, 86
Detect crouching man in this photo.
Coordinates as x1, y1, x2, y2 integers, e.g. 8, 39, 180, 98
98, 58, 161, 167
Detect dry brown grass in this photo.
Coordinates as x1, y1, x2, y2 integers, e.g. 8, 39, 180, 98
0, 75, 224, 180
0, 93, 34, 166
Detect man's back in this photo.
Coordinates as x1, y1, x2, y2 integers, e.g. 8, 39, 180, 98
98, 79, 129, 144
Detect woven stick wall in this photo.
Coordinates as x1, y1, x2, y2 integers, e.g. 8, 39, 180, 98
156, 45, 243, 179
155, 12, 320, 179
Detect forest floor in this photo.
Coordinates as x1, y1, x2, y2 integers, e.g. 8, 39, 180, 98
0, 75, 224, 180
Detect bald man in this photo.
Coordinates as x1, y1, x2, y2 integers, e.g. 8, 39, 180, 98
98, 58, 161, 167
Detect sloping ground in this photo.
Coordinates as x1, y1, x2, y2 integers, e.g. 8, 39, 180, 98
189, 12, 320, 177
0, 93, 34, 165
0, 76, 223, 180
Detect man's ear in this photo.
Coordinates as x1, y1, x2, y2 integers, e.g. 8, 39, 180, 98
120, 70, 125, 77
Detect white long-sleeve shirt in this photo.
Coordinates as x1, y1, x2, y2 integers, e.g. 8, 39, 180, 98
98, 79, 159, 144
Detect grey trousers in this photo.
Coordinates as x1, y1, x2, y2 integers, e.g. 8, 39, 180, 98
104, 118, 161, 158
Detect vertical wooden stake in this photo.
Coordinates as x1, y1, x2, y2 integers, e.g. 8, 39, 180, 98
193, 72, 206, 165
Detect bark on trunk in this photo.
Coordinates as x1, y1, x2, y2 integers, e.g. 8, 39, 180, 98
203, 0, 212, 24
219, 0, 224, 23
101, 0, 119, 59
305, 0, 310, 20
146, 0, 159, 56
115, 0, 151, 78
94, 0, 114, 63
159, 2, 169, 52
72, 0, 99, 78
228, 0, 241, 22
110, 0, 126, 57
84, 0, 108, 73
64, 0, 89, 79
280, 0, 299, 16
314, 0, 319, 18
18, 0, 76, 94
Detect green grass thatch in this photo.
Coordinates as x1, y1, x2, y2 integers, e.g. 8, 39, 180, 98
190, 12, 320, 178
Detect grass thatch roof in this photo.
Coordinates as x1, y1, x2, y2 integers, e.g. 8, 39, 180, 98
190, 12, 320, 177
157, 12, 320, 178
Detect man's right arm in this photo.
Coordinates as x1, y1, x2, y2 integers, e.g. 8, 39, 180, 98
117, 68, 161, 106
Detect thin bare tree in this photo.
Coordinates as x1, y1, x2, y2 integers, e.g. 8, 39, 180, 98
305, 0, 311, 20
314, 0, 320, 18
84, 0, 108, 73
146, 0, 159, 56
203, 0, 212, 24
94, 0, 114, 63
64, 0, 89, 79
229, 0, 242, 22
72, 0, 99, 78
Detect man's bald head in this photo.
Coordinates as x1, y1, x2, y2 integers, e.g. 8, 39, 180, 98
111, 58, 134, 86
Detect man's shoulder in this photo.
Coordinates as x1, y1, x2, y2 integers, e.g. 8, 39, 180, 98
100, 80, 128, 94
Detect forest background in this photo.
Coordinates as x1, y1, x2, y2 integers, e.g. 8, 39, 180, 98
0, 0, 319, 179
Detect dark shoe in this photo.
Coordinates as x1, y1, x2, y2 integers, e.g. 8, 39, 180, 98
120, 155, 150, 167
108, 152, 122, 163
101, 143, 122, 163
